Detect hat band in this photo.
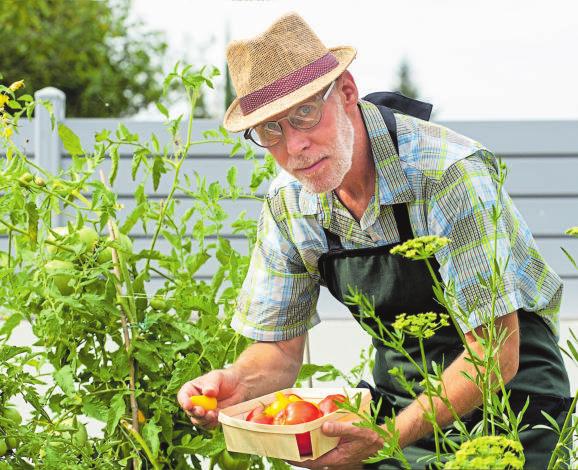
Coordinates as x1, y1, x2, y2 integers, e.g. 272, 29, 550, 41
239, 52, 339, 116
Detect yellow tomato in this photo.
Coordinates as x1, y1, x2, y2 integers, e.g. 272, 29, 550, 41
264, 392, 291, 417
190, 395, 218, 410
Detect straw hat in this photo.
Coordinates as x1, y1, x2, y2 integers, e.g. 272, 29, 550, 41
223, 12, 356, 132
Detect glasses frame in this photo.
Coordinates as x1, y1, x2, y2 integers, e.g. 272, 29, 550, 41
244, 80, 336, 148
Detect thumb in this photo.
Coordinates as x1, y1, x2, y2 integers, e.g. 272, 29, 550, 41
322, 420, 355, 437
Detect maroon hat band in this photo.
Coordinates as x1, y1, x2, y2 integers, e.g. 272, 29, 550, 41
239, 52, 339, 116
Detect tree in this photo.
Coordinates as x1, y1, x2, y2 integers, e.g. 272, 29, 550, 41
394, 57, 419, 99
0, 0, 167, 117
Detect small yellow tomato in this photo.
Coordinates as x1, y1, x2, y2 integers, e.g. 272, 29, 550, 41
190, 395, 217, 410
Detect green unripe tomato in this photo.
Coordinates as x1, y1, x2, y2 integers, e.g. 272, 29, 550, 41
46, 226, 69, 255
45, 260, 75, 295
150, 297, 168, 311
6, 437, 17, 449
97, 233, 133, 264
0, 439, 7, 456
47, 226, 98, 256
216, 449, 251, 470
34, 176, 46, 187
77, 227, 98, 253
3, 406, 22, 426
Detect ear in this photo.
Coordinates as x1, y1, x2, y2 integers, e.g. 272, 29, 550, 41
336, 70, 358, 112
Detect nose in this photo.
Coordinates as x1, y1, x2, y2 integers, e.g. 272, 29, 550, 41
281, 121, 310, 156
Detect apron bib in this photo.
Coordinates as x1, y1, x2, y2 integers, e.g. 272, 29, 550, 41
316, 95, 572, 468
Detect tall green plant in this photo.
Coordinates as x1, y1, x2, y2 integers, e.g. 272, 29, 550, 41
0, 65, 280, 469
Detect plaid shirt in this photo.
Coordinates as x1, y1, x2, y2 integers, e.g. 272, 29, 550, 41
231, 100, 563, 341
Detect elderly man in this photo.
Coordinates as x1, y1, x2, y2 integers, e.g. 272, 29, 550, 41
178, 12, 571, 469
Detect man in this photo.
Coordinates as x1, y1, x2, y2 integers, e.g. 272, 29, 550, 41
178, 12, 571, 469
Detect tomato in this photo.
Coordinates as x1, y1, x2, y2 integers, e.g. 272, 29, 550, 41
264, 392, 302, 417
190, 395, 217, 410
137, 409, 146, 425
3, 406, 22, 426
47, 225, 98, 255
0, 438, 7, 457
96, 233, 133, 263
18, 172, 33, 186
6, 437, 18, 449
318, 394, 347, 415
34, 176, 46, 187
296, 432, 313, 456
245, 405, 274, 424
215, 448, 251, 470
45, 260, 76, 295
273, 400, 322, 425
150, 297, 168, 311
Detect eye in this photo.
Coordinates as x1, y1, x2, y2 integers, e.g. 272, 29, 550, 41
294, 103, 316, 118
263, 122, 281, 134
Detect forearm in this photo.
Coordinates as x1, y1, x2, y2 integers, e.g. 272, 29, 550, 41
229, 334, 306, 402
391, 312, 520, 448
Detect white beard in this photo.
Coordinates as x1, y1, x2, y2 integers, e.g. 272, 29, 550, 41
291, 100, 354, 194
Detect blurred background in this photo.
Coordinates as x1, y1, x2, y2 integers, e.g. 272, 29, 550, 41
2, 0, 578, 121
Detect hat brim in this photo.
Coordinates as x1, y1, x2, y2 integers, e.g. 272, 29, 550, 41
223, 46, 357, 133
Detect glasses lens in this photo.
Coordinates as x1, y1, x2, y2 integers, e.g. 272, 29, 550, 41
252, 122, 282, 147
289, 101, 322, 129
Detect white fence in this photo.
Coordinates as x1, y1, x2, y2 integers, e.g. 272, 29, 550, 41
3, 87, 578, 390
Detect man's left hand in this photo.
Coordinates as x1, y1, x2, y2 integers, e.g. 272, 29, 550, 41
288, 420, 384, 469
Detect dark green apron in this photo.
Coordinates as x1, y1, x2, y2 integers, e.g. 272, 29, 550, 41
316, 95, 572, 469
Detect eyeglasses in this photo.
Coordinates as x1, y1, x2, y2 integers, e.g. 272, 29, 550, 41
244, 81, 336, 148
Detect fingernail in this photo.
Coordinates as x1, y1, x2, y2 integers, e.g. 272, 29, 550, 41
324, 422, 333, 433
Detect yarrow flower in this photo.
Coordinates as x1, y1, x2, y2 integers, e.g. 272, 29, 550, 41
392, 312, 450, 339
8, 80, 25, 92
566, 227, 578, 238
444, 435, 524, 469
390, 235, 451, 260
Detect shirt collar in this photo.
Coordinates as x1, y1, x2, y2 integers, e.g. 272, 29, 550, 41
299, 99, 414, 217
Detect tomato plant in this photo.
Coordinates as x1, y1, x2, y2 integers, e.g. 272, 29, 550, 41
0, 67, 283, 469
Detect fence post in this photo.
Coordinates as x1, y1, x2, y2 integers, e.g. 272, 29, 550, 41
34, 87, 65, 176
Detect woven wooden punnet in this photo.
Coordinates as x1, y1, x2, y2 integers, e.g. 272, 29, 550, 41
218, 387, 371, 461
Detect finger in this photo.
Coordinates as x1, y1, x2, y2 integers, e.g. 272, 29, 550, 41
189, 410, 219, 429
321, 420, 356, 438
177, 381, 202, 410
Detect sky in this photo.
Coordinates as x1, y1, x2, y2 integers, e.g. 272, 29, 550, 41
130, 0, 578, 121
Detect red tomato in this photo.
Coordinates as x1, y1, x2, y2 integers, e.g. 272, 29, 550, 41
318, 394, 347, 415
246, 405, 274, 424
296, 432, 312, 456
274, 400, 322, 425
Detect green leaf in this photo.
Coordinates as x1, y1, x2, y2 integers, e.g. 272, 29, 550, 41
167, 354, 201, 394
58, 123, 84, 156
7, 100, 21, 109
152, 155, 166, 191
18, 94, 33, 102
95, 129, 110, 142
142, 420, 162, 458
155, 101, 169, 118
561, 247, 577, 270
106, 393, 126, 435
226, 166, 237, 188
151, 133, 160, 153
54, 365, 75, 397
297, 363, 343, 383
109, 145, 119, 186
0, 312, 23, 338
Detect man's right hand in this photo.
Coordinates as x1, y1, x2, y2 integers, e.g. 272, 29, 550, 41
177, 368, 246, 429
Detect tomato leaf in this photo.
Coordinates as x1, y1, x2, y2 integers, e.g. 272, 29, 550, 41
54, 365, 75, 397
152, 155, 166, 191
58, 123, 84, 156
106, 393, 127, 434
142, 420, 162, 458
109, 144, 119, 186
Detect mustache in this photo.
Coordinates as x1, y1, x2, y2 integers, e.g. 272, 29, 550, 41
288, 155, 326, 171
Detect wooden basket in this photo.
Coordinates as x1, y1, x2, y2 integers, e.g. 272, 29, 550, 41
218, 387, 371, 462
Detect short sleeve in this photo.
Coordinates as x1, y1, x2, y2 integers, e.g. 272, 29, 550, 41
427, 155, 523, 332
230, 198, 321, 341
